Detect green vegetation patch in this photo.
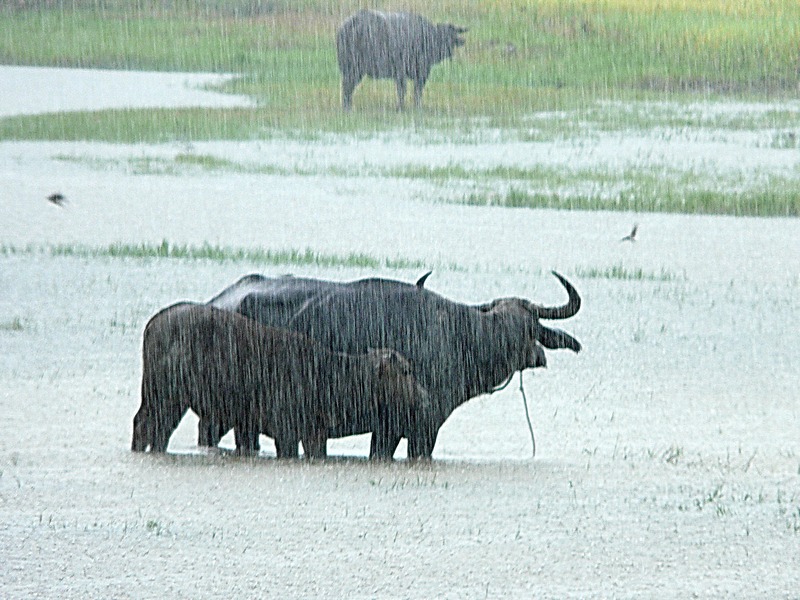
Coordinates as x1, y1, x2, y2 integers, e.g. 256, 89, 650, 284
50, 145, 800, 218
575, 264, 684, 282
52, 151, 290, 175
461, 186, 800, 218
0, 240, 441, 271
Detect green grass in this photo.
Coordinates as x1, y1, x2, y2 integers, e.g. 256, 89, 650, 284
52, 151, 290, 175
462, 187, 800, 218
51, 146, 800, 217
574, 264, 683, 281
0, 0, 798, 138
0, 240, 444, 271
173, 152, 238, 169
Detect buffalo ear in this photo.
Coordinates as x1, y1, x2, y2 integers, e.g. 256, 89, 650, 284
380, 349, 398, 363
369, 348, 396, 376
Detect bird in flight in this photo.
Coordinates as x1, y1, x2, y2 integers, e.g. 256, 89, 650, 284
620, 223, 638, 242
47, 193, 67, 207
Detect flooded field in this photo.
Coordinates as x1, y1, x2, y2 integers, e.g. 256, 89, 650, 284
2, 67, 800, 597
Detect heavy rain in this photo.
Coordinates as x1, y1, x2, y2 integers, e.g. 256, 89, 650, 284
2, 1, 800, 597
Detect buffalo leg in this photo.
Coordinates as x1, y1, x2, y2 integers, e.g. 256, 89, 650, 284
341, 72, 362, 111
275, 435, 300, 459
395, 77, 407, 111
412, 76, 428, 108
133, 365, 159, 451
197, 416, 215, 447
213, 420, 229, 445
234, 425, 259, 456
150, 402, 187, 453
302, 430, 328, 460
198, 415, 229, 447
370, 431, 401, 460
406, 426, 439, 460
131, 404, 150, 452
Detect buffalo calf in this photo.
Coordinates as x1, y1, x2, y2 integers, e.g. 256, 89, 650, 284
131, 303, 429, 458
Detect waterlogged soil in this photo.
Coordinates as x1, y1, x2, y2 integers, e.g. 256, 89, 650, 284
2, 67, 800, 598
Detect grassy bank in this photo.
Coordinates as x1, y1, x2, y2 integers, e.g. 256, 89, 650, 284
1, 0, 798, 136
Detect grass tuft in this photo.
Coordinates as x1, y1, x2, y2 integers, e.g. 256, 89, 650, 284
575, 264, 683, 282
0, 317, 24, 332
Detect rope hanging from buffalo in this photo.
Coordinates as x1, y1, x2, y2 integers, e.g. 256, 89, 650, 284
519, 371, 536, 458
491, 372, 515, 393
491, 370, 536, 458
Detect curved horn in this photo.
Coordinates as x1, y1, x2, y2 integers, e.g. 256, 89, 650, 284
416, 271, 432, 288
525, 271, 581, 320
538, 324, 582, 353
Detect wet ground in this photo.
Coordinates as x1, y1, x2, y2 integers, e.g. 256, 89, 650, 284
1, 67, 799, 598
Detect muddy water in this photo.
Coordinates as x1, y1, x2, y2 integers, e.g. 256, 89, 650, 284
2, 68, 800, 597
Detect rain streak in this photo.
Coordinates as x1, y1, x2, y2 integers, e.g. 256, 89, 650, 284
2, 1, 799, 598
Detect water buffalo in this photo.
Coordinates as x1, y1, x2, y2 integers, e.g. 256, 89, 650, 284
131, 303, 431, 458
206, 271, 581, 459
336, 9, 467, 111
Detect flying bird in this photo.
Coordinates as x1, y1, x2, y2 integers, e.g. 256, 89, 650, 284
620, 223, 638, 242
47, 193, 67, 207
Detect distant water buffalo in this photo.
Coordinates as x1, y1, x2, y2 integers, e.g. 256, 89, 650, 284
131, 303, 430, 458
336, 9, 467, 111
206, 271, 581, 459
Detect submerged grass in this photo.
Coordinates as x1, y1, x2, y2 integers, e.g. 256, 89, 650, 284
0, 317, 24, 332
52, 149, 800, 218
0, 241, 440, 271
52, 152, 291, 175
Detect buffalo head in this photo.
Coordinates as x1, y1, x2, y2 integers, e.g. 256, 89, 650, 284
474, 271, 582, 353
433, 23, 468, 62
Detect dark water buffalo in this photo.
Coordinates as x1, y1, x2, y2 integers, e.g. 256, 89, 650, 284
131, 303, 430, 457
336, 9, 467, 111
206, 272, 581, 459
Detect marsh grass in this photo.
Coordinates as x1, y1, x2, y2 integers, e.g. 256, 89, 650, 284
462, 187, 800, 217
173, 152, 238, 169
51, 148, 800, 217
575, 264, 683, 282
53, 152, 291, 175
0, 241, 440, 271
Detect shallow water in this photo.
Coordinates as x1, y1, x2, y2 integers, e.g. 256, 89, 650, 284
1, 67, 799, 598
0, 65, 253, 117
